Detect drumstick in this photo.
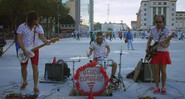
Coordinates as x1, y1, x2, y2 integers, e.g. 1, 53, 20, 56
86, 50, 89, 58
86, 50, 92, 62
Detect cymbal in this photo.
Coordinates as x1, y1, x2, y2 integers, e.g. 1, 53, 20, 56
113, 50, 128, 54
70, 56, 89, 60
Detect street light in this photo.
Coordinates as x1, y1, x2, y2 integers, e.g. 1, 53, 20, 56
121, 20, 124, 31
57, 1, 60, 36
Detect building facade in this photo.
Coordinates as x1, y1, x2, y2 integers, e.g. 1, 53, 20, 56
101, 22, 128, 32
65, 0, 75, 20
137, 0, 177, 32
176, 11, 185, 31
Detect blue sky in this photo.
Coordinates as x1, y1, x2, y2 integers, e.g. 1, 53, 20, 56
64, 0, 185, 27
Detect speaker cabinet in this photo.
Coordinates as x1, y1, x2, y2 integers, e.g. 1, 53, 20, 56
142, 63, 154, 82
133, 59, 160, 82
133, 60, 143, 81
45, 63, 64, 81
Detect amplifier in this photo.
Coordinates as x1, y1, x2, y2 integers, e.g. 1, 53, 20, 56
142, 63, 155, 82
133, 59, 159, 82
45, 63, 64, 81
133, 59, 143, 82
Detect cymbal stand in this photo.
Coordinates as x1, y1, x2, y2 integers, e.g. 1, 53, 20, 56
65, 59, 80, 89
117, 46, 126, 91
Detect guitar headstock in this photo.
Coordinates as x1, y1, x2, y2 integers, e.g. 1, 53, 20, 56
50, 38, 60, 43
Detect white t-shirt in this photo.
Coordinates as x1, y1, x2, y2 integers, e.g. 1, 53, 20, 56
17, 23, 44, 48
89, 40, 109, 58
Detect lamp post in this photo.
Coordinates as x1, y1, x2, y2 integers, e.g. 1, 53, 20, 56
57, 1, 60, 36
121, 20, 124, 31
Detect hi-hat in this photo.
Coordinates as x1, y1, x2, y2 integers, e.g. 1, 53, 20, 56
70, 56, 89, 60
113, 50, 128, 54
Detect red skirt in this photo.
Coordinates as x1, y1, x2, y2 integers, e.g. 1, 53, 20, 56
150, 51, 171, 65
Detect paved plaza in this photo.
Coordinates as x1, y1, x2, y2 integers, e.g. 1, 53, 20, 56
0, 37, 185, 99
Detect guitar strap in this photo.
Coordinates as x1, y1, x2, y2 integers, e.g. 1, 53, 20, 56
33, 26, 37, 45
158, 27, 165, 42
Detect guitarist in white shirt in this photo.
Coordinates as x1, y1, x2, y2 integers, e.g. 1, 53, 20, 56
146, 15, 174, 95
17, 11, 50, 93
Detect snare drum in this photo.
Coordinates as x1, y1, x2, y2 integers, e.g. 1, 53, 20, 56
97, 57, 112, 69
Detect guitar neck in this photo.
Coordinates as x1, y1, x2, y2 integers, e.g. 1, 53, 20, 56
31, 43, 47, 51
30, 38, 59, 52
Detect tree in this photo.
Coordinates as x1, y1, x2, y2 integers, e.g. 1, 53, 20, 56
0, 0, 70, 38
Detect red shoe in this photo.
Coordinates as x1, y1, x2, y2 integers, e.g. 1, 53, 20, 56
33, 88, 40, 93
20, 82, 28, 90
153, 88, 160, 94
161, 88, 167, 95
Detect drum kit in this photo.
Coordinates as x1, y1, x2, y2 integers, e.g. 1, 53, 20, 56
41, 45, 128, 96
66, 46, 128, 94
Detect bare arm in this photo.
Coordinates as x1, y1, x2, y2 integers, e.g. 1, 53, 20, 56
160, 33, 174, 48
106, 46, 110, 57
17, 34, 30, 57
87, 48, 94, 57
39, 34, 50, 45
146, 36, 153, 53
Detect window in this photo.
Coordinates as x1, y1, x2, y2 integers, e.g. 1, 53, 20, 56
172, 3, 175, 6
164, 2, 167, 5
158, 7, 161, 15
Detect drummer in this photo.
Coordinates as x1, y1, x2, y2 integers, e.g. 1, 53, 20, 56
87, 32, 118, 84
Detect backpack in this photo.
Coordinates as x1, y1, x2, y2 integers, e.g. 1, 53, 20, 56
57, 59, 71, 78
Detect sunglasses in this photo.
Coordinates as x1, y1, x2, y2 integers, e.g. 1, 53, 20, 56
155, 21, 163, 24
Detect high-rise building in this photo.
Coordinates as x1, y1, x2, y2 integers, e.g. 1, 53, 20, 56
66, 0, 75, 20
75, 0, 81, 31
89, 0, 94, 31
